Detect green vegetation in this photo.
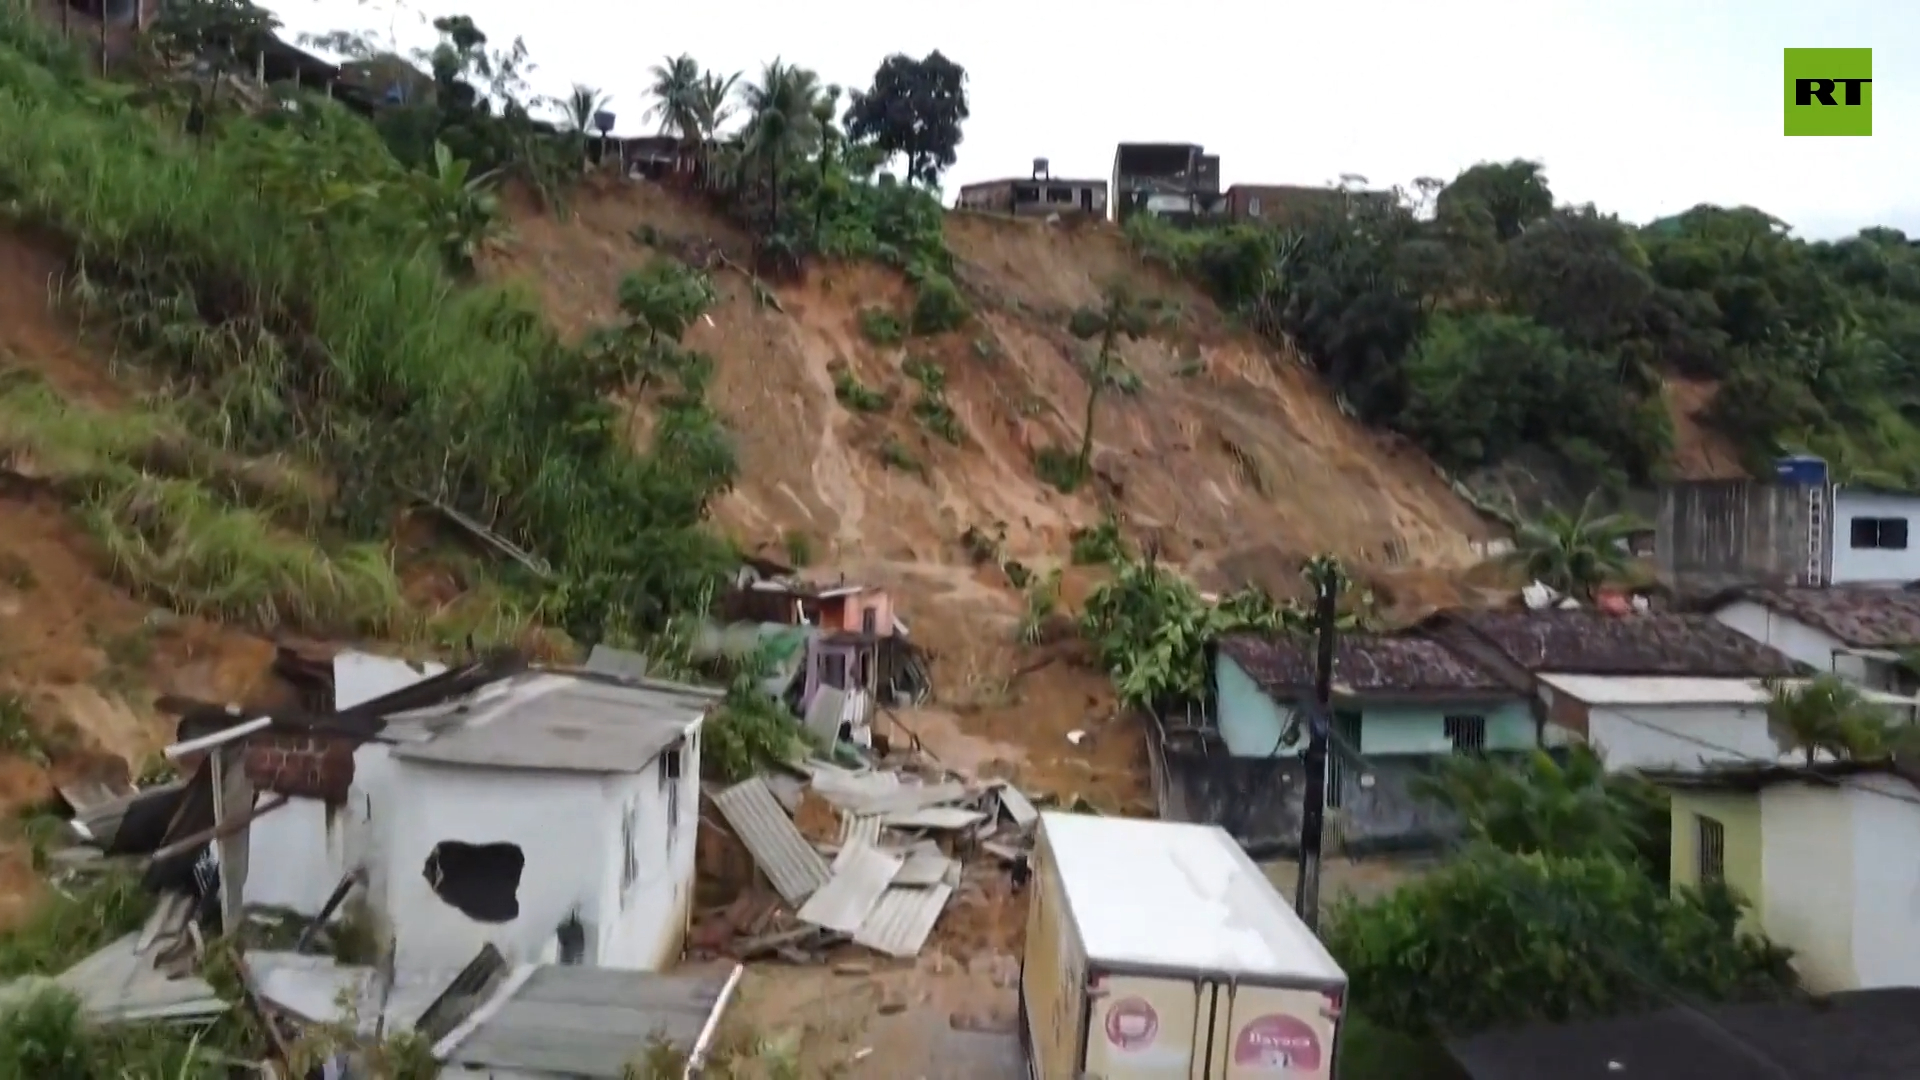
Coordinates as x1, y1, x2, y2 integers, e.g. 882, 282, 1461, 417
1130, 161, 1920, 494
831, 365, 889, 412
1505, 493, 1645, 599
903, 356, 963, 444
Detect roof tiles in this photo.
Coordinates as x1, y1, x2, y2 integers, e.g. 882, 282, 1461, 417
1438, 609, 1800, 678
1218, 633, 1515, 696
1736, 587, 1920, 648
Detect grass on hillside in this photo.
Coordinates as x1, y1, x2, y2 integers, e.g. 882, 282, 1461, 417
0, 377, 408, 634
0, 2, 735, 645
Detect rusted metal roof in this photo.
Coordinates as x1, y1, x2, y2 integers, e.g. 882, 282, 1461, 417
712, 777, 829, 905
798, 843, 903, 934
1219, 632, 1514, 696
854, 884, 953, 958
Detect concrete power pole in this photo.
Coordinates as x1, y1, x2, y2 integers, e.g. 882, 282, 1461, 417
1294, 559, 1341, 932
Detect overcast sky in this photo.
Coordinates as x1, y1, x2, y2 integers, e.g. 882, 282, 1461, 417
280, 0, 1916, 239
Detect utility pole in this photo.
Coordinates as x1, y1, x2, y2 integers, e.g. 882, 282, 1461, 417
1294, 558, 1340, 931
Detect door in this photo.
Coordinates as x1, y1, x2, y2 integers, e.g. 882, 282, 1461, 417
1080, 974, 1203, 1078
1214, 983, 1340, 1080
1081, 187, 1095, 213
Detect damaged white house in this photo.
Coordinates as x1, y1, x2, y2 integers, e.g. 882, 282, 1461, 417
178, 652, 719, 974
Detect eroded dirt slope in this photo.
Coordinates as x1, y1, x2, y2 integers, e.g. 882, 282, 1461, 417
493, 181, 1494, 606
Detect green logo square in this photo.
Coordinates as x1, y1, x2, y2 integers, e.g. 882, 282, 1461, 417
1785, 48, 1873, 136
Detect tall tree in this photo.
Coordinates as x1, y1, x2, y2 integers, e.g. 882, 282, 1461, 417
1766, 675, 1889, 763
842, 51, 969, 187
562, 83, 608, 133
739, 59, 823, 228
1066, 281, 1153, 482
646, 53, 702, 144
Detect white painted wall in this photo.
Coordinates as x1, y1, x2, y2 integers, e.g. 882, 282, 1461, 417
379, 743, 696, 973
1831, 490, 1920, 584
1843, 774, 1920, 989
1714, 600, 1861, 680
243, 743, 398, 918
1759, 782, 1857, 992
1587, 702, 1779, 772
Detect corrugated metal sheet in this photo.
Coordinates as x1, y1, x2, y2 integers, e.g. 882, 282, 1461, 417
826, 781, 972, 816
388, 673, 715, 773
892, 848, 956, 887
839, 812, 883, 848
713, 777, 830, 905
993, 782, 1039, 828
799, 843, 904, 933
3, 930, 226, 1024
855, 885, 953, 958
441, 965, 733, 1077
883, 806, 986, 830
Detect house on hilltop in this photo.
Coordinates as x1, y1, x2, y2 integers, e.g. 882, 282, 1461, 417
1110, 142, 1221, 223
957, 159, 1107, 219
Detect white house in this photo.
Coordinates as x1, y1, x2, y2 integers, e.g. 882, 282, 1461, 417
1830, 487, 1920, 584
1538, 673, 1920, 773
232, 653, 720, 974
1712, 587, 1920, 701
1656, 760, 1920, 994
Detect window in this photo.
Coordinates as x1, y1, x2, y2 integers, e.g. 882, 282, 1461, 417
1046, 186, 1074, 204
1326, 711, 1362, 809
861, 607, 878, 635
1850, 516, 1910, 550
1013, 184, 1040, 203
1696, 814, 1726, 884
1247, 196, 1263, 216
1445, 715, 1487, 754
619, 802, 639, 903
660, 748, 683, 830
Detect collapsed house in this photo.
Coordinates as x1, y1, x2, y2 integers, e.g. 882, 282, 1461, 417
169, 648, 720, 973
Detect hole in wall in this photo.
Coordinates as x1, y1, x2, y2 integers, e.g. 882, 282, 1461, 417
423, 840, 525, 923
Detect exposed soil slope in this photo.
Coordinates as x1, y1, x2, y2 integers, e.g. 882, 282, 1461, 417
1665, 376, 1748, 480
492, 180, 1493, 588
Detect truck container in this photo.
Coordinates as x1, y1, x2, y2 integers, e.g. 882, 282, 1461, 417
1019, 812, 1347, 1079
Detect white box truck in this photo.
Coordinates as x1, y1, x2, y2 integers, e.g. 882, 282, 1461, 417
1019, 812, 1347, 1079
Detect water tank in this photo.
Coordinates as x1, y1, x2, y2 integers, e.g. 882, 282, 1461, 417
592, 110, 617, 135
1032, 157, 1050, 180
1774, 454, 1829, 486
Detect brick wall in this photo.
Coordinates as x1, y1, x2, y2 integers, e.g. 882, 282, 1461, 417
243, 730, 356, 802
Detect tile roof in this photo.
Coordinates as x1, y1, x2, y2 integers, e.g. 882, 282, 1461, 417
1734, 586, 1920, 648
1217, 633, 1515, 696
1436, 609, 1801, 678
1449, 988, 1920, 1080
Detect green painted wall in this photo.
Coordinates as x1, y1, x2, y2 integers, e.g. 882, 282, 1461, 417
1213, 655, 1534, 758
1669, 790, 1765, 932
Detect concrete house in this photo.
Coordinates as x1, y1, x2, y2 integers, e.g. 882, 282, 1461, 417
1110, 142, 1221, 223
232, 654, 720, 974
1651, 760, 1920, 994
1422, 608, 1803, 773
956, 159, 1107, 218
1198, 632, 1533, 850
1658, 460, 1920, 593
1711, 586, 1920, 699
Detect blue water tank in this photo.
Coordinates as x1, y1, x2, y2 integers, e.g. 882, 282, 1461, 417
592, 110, 617, 135
1774, 454, 1829, 486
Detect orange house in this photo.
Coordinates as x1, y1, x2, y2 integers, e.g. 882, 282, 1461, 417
813, 586, 894, 637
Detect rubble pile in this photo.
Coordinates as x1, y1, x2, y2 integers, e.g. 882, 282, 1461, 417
703, 755, 1040, 963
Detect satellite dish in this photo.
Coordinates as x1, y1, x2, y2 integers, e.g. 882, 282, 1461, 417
592, 110, 616, 135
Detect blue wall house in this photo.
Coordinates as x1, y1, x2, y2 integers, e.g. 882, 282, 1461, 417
1152, 632, 1533, 853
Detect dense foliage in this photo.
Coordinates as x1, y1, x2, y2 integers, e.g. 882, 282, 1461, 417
1132, 161, 1920, 493
1325, 845, 1795, 1038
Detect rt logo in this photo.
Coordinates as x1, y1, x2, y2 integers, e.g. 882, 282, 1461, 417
1784, 48, 1872, 136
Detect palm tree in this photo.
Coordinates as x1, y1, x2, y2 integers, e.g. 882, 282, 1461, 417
811, 84, 843, 240
646, 54, 702, 142
694, 69, 741, 141
563, 83, 608, 133
739, 59, 824, 227
1766, 675, 1889, 764
1506, 494, 1642, 600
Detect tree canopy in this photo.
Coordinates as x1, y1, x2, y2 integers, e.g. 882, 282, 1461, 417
842, 50, 970, 186
1131, 163, 1920, 497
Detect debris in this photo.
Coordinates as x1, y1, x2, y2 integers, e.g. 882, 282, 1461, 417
712, 776, 831, 906
798, 843, 904, 934
1067, 729, 1086, 745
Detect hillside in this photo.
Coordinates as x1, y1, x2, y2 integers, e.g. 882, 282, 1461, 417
491, 178, 1493, 612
